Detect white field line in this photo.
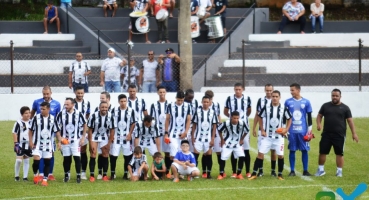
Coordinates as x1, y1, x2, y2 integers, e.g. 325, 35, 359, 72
2, 184, 356, 200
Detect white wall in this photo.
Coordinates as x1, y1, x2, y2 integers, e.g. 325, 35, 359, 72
3, 91, 368, 121
0, 34, 75, 47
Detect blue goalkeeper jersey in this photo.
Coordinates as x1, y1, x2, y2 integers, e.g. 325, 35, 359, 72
284, 97, 312, 134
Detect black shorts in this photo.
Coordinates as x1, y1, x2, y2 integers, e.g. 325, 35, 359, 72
319, 133, 345, 156
221, 16, 226, 28
154, 170, 164, 179
16, 148, 32, 157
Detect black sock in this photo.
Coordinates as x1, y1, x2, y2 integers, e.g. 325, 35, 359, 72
194, 153, 199, 167
278, 158, 284, 175
89, 157, 96, 177
102, 156, 109, 176
219, 159, 225, 176
73, 156, 81, 176
81, 152, 88, 172
63, 156, 72, 178
271, 160, 276, 172
43, 159, 51, 179
98, 155, 103, 175
252, 158, 263, 175
206, 155, 213, 175
237, 157, 245, 175
231, 153, 237, 173
164, 156, 172, 174
124, 154, 133, 175
33, 160, 40, 174
244, 150, 250, 173
201, 154, 206, 172
217, 154, 221, 165
110, 155, 117, 177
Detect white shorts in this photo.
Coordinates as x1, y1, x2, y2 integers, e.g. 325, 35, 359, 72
61, 142, 81, 157
213, 132, 222, 153
169, 138, 182, 157
93, 139, 108, 154
259, 136, 284, 156
194, 141, 210, 153
242, 133, 250, 150
187, 132, 194, 153
109, 143, 133, 156
32, 149, 52, 159
257, 131, 262, 150
82, 137, 89, 146
159, 136, 170, 153
221, 145, 245, 160
139, 144, 158, 156
172, 162, 199, 175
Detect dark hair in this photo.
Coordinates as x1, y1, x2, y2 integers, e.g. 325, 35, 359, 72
128, 84, 137, 90
234, 83, 243, 88
20, 106, 30, 115
231, 111, 239, 117
99, 101, 108, 107
75, 86, 84, 91
101, 91, 110, 100
332, 88, 341, 95
143, 115, 153, 123
290, 83, 301, 90
40, 102, 50, 108
153, 152, 163, 159
65, 97, 74, 104
176, 91, 185, 99
48, 0, 53, 4
202, 95, 211, 101
204, 90, 214, 98
265, 83, 273, 88
134, 146, 142, 154
185, 89, 194, 96
181, 140, 189, 145
157, 85, 166, 91
118, 94, 127, 101
272, 90, 281, 96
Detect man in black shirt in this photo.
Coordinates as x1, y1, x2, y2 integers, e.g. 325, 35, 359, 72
315, 88, 358, 177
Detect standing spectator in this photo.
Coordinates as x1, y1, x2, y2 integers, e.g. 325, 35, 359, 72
121, 57, 141, 92
140, 50, 160, 93
151, 0, 171, 44
310, 0, 324, 33
210, 0, 227, 43
277, 0, 306, 34
315, 89, 358, 177
129, 0, 151, 43
157, 48, 181, 92
100, 48, 126, 93
103, 0, 118, 17
190, 0, 199, 43
60, 0, 72, 9
43, 0, 61, 34
69, 52, 91, 93
198, 0, 212, 24
169, 0, 175, 18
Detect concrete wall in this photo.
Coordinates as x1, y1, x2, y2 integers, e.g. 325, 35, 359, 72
2, 91, 369, 121
256, 0, 369, 7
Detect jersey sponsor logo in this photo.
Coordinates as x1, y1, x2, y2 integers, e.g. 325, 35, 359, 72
292, 126, 302, 131
293, 110, 302, 120
301, 104, 305, 109
292, 120, 302, 125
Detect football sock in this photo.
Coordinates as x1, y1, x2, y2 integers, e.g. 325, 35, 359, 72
89, 157, 96, 177
216, 154, 221, 165
271, 160, 276, 172
244, 150, 250, 173
81, 152, 88, 172
49, 156, 54, 174
219, 159, 225, 175
73, 156, 81, 174
102, 156, 108, 176
319, 165, 324, 171
231, 153, 237, 173
237, 157, 245, 175
38, 158, 44, 174
252, 158, 263, 175
206, 154, 213, 174
289, 151, 296, 171
15, 159, 22, 177
301, 150, 308, 171
337, 167, 342, 172
98, 155, 103, 175
194, 153, 199, 167
124, 154, 133, 175
201, 154, 206, 171
164, 156, 172, 174
43, 159, 51, 180
110, 155, 117, 176
278, 158, 284, 174
33, 160, 40, 175
23, 158, 30, 178
63, 156, 72, 177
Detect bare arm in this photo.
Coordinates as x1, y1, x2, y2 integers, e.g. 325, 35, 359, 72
28, 130, 34, 149
223, 107, 230, 118
252, 111, 259, 137
100, 71, 105, 86
139, 68, 143, 86
316, 113, 323, 131
215, 5, 226, 15
246, 107, 251, 117
347, 118, 359, 142
258, 115, 266, 136
31, 110, 36, 118
68, 72, 73, 89
164, 113, 170, 138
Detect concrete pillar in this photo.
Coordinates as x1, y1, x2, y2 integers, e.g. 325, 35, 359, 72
178, 0, 193, 91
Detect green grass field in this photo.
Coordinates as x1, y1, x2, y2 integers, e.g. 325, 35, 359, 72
0, 119, 368, 200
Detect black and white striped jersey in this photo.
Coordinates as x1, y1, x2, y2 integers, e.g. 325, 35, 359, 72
258, 103, 292, 138
74, 99, 90, 120
56, 109, 86, 143
128, 97, 147, 122
134, 122, 158, 146
30, 114, 59, 152
69, 61, 91, 84
165, 102, 191, 138
87, 111, 115, 142
192, 108, 217, 142
94, 104, 113, 113
128, 154, 148, 172
224, 94, 252, 122
150, 100, 170, 137
112, 107, 136, 144
218, 120, 249, 148
12, 119, 31, 150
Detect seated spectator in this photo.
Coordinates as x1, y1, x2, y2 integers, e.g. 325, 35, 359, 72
43, 0, 61, 34
103, 0, 118, 17
277, 0, 306, 34
310, 0, 324, 33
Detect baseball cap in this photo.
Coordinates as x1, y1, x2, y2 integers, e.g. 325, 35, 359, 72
107, 48, 115, 53
165, 48, 174, 53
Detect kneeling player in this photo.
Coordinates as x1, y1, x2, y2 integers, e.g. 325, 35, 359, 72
171, 140, 200, 182
191, 96, 217, 179
217, 111, 249, 180
249, 90, 292, 180
128, 146, 149, 181
135, 115, 160, 157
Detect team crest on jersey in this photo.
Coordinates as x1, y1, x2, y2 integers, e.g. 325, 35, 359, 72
301, 104, 305, 109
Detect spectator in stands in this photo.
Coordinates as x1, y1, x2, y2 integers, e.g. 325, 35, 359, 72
43, 0, 61, 34
140, 50, 160, 93
198, 0, 212, 24
69, 52, 91, 93
190, 0, 199, 44
121, 57, 141, 92
310, 0, 324, 33
157, 48, 180, 92
60, 0, 72, 9
100, 48, 127, 93
277, 0, 306, 34
169, 0, 175, 18
103, 0, 118, 17
151, 0, 171, 44
210, 0, 227, 43
129, 0, 151, 44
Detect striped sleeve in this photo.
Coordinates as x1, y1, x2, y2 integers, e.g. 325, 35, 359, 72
149, 103, 155, 117
247, 96, 252, 108
30, 116, 37, 132
128, 156, 135, 166
217, 121, 226, 132
12, 122, 20, 135
224, 96, 230, 109
87, 114, 95, 128
256, 98, 262, 112
134, 123, 140, 138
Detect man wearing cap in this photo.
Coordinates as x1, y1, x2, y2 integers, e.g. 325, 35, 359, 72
100, 48, 127, 93
157, 48, 180, 92
140, 50, 160, 93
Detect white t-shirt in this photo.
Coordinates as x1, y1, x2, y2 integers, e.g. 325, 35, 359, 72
142, 59, 158, 82
101, 57, 122, 82
198, 0, 212, 8
105, 0, 116, 4
310, 3, 324, 14
132, 0, 148, 12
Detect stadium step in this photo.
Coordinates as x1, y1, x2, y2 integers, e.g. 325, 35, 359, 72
33, 40, 83, 47
218, 66, 266, 74
235, 41, 291, 50
0, 46, 91, 54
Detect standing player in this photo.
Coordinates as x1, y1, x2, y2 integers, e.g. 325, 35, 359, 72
224, 83, 252, 178
285, 83, 313, 176
29, 102, 60, 186
31, 86, 61, 181
184, 89, 198, 154
56, 98, 87, 183
128, 84, 148, 122
134, 115, 160, 157
110, 94, 136, 180
315, 89, 358, 177
164, 91, 192, 177
73, 86, 91, 180
252, 84, 277, 177
191, 96, 217, 179
217, 111, 249, 180
87, 102, 115, 182
249, 90, 292, 180
150, 85, 171, 176
13, 106, 32, 181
